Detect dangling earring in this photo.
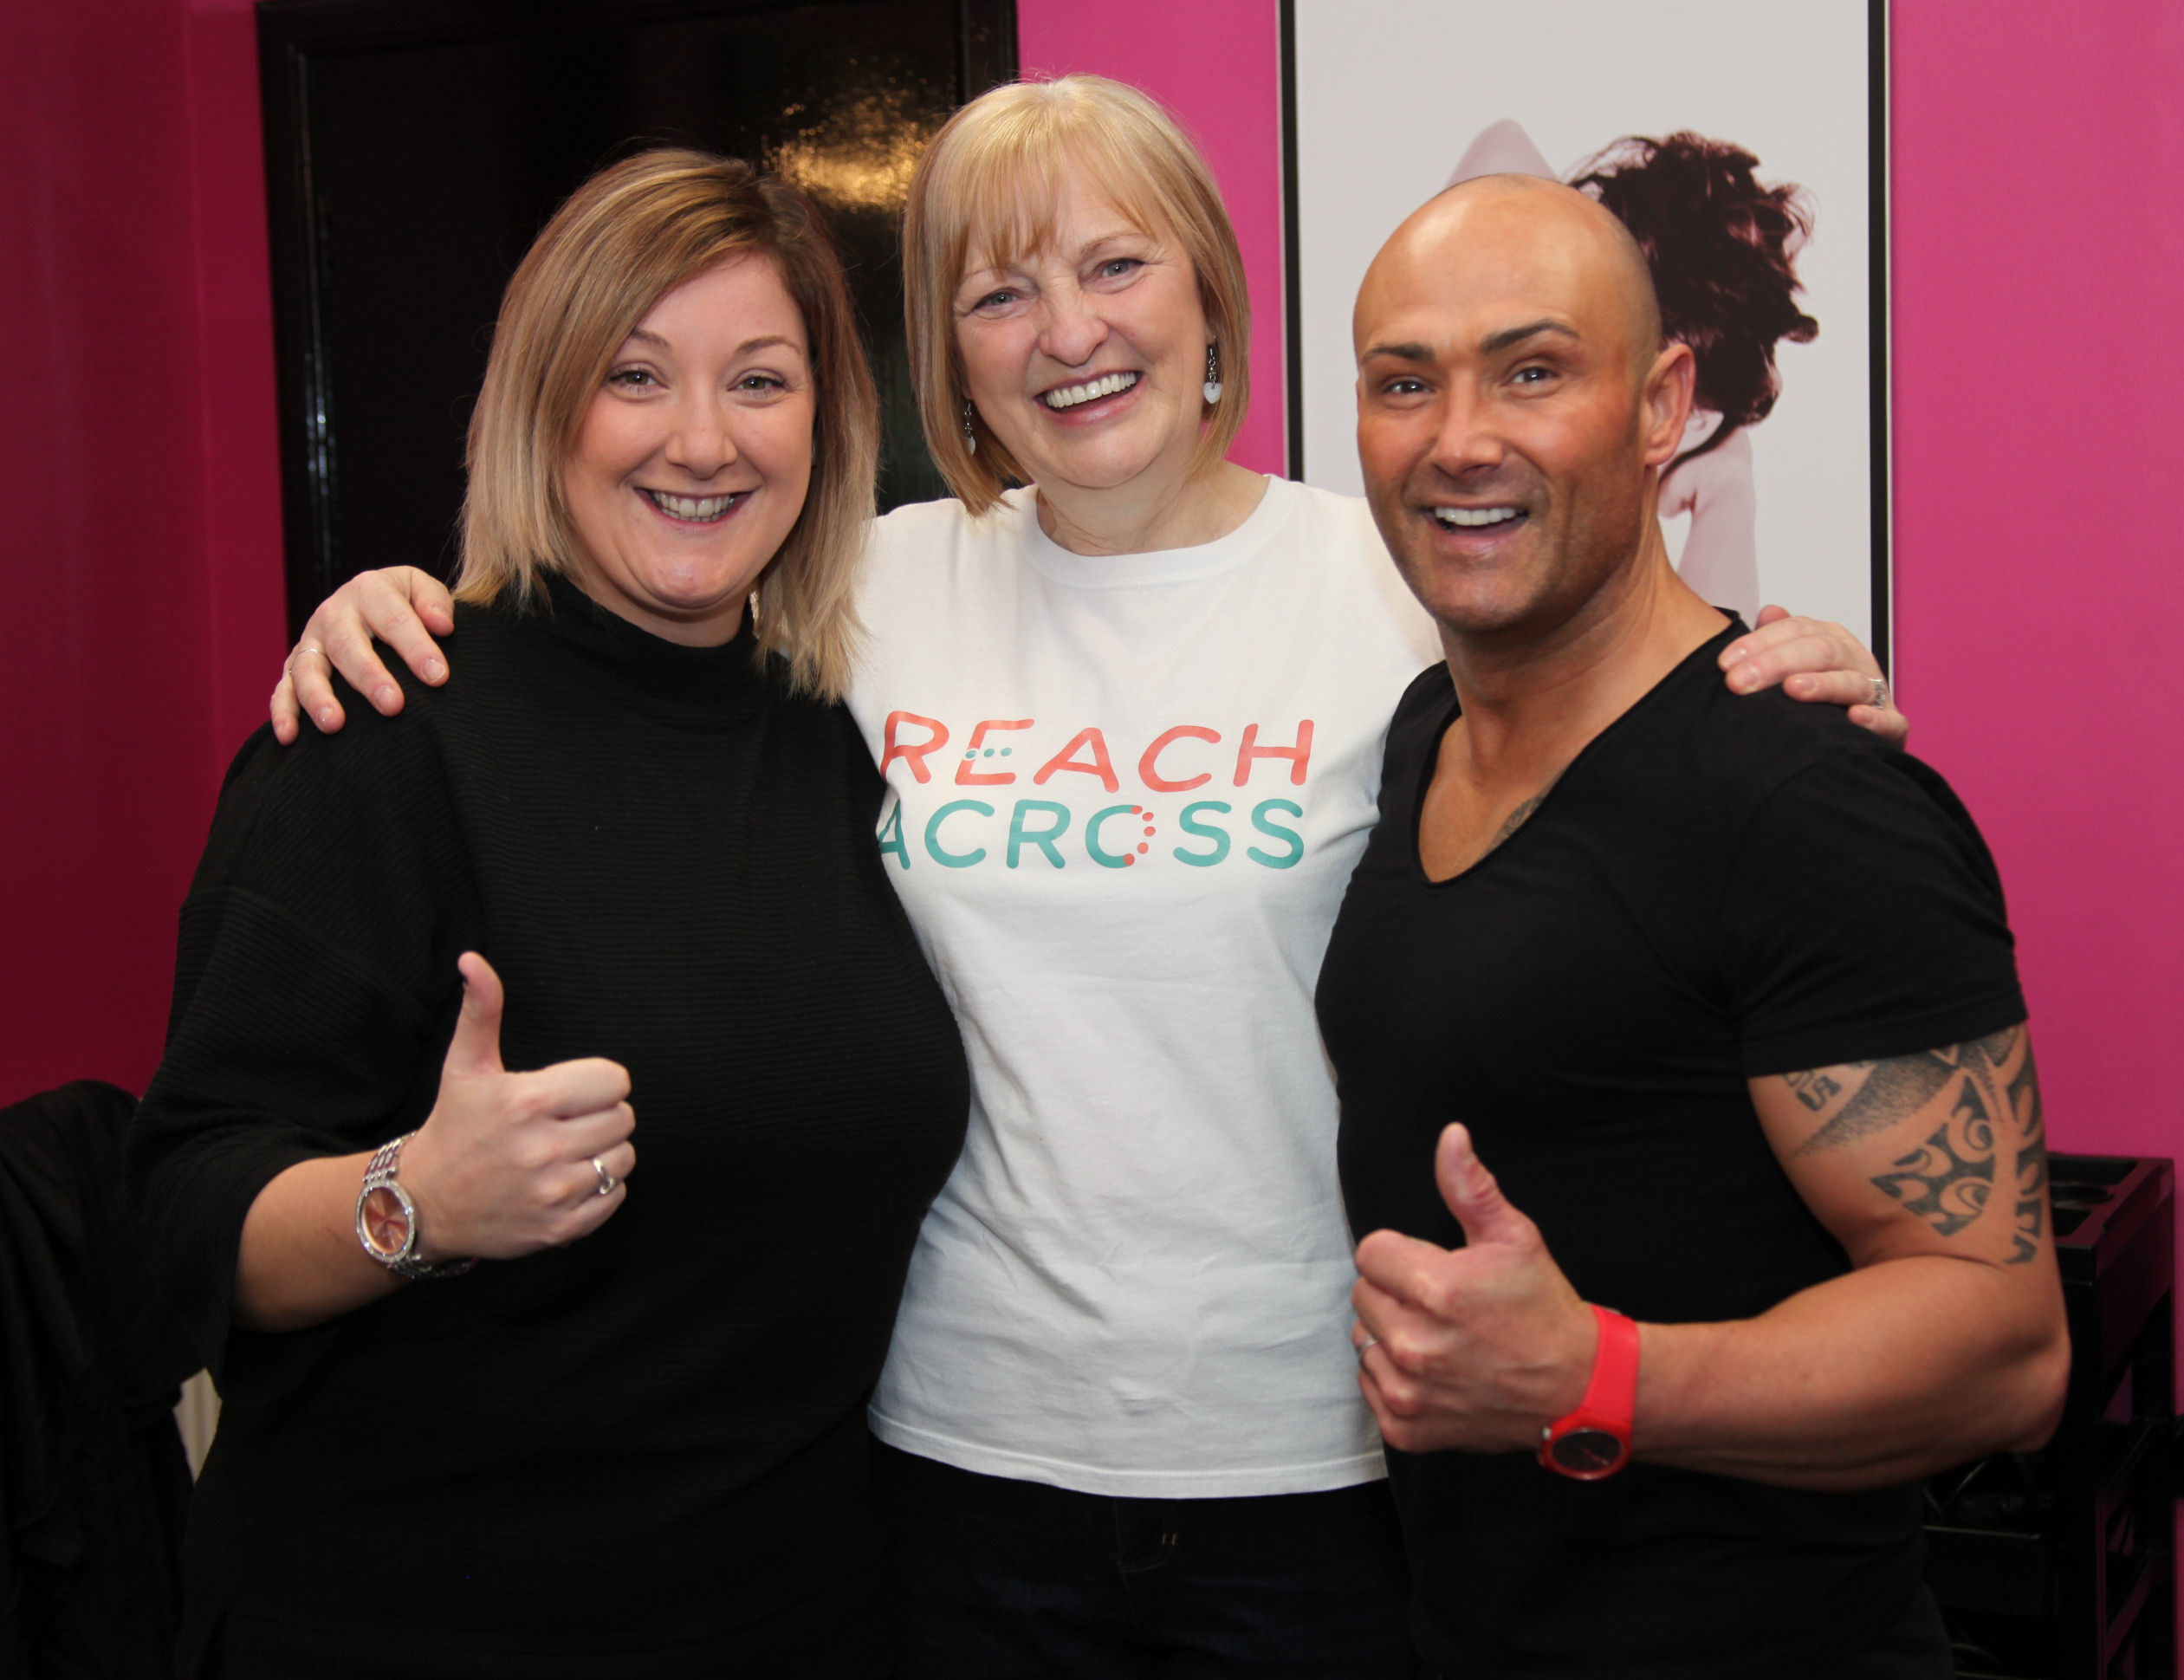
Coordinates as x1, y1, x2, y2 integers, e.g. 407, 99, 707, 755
1202, 343, 1223, 405
962, 401, 978, 455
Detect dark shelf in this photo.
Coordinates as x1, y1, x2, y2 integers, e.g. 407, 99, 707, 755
1928, 1153, 2175, 1680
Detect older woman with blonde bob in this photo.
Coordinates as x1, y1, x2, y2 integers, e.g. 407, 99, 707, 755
270, 78, 1900, 1677
129, 148, 966, 1677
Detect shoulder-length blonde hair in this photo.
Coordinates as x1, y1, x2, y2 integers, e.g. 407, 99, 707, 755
457, 148, 877, 699
903, 75, 1251, 516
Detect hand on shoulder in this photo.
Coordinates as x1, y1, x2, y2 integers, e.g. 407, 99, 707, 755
1720, 605, 1907, 747
272, 566, 456, 743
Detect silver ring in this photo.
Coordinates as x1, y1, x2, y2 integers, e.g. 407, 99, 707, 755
1356, 1333, 1379, 1361
592, 1157, 617, 1197
1864, 676, 1889, 710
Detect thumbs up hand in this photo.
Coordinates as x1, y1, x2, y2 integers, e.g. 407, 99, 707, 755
395, 952, 636, 1262
1351, 1124, 1600, 1456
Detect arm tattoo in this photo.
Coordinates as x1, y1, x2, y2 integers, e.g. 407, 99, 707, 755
1791, 1028, 2016, 1157
1780, 1026, 2050, 1252
2006, 1040, 2048, 1264
1784, 1068, 1843, 1112
1793, 1054, 1950, 1151
1870, 1076, 1995, 1236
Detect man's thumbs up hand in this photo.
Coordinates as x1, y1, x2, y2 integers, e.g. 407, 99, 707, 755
396, 953, 637, 1263
1431, 1120, 1535, 1252
1351, 1125, 1598, 1456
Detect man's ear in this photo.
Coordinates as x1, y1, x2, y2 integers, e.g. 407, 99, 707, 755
1638, 341, 1695, 466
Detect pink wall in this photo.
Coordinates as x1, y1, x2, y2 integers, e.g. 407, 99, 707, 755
1891, 1, 2184, 1179
1017, 0, 1286, 477
0, 0, 286, 1101
1892, 0, 2184, 1597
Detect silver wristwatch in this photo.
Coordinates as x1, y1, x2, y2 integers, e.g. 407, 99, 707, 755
355, 1132, 476, 1280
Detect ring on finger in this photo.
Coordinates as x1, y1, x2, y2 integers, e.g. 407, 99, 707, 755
1356, 1333, 1379, 1361
1865, 676, 1889, 710
592, 1156, 617, 1197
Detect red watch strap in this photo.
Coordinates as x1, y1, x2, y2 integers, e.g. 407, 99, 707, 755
1579, 1303, 1639, 1426
1538, 1305, 1640, 1479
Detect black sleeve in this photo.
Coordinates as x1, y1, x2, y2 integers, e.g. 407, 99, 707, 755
126, 705, 474, 1404
1722, 747, 2026, 1077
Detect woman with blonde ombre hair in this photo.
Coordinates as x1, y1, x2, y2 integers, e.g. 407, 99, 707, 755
451, 146, 878, 697
130, 147, 967, 1677
269, 77, 1900, 1675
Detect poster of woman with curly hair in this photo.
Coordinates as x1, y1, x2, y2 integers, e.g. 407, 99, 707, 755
1284, 0, 1885, 651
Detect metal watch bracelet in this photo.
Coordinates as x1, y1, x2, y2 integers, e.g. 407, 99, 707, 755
355, 1132, 476, 1281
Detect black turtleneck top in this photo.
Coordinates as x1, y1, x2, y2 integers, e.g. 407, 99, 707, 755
130, 577, 969, 1675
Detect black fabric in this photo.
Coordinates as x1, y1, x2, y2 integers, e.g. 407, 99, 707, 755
127, 578, 968, 1673
1319, 624, 2020, 1679
0, 1079, 198, 1679
873, 1443, 1418, 1680
200, 1556, 894, 1679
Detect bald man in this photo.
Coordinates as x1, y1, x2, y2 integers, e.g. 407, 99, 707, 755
1314, 178, 2066, 1677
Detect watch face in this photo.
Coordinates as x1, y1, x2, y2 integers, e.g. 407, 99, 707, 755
1548, 1428, 1626, 1477
360, 1184, 415, 1260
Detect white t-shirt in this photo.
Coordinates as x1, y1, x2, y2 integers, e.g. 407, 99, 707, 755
848, 475, 1440, 1496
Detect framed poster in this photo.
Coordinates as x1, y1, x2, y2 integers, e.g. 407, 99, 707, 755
258, 0, 1016, 634
1280, 0, 1889, 663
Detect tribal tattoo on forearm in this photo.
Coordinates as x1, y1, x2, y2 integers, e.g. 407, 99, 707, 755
1783, 1025, 2049, 1262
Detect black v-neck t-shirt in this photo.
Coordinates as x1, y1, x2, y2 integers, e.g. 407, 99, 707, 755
1319, 625, 2022, 1677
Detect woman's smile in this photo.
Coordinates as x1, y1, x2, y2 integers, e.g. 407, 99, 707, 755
637, 486, 751, 522
1038, 368, 1143, 413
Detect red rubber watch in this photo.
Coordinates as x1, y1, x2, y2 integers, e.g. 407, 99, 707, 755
1538, 1304, 1639, 1480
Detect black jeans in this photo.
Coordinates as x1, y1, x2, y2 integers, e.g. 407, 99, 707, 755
874, 1440, 1418, 1680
